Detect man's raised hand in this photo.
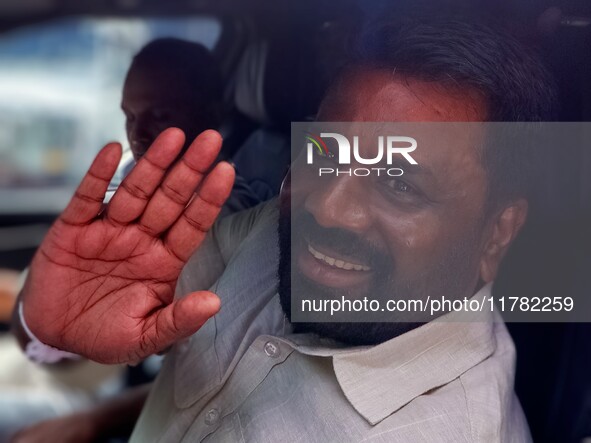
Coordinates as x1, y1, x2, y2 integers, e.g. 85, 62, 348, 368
19, 128, 234, 364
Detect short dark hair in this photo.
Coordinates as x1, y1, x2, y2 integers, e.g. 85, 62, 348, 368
349, 18, 558, 209
130, 38, 223, 128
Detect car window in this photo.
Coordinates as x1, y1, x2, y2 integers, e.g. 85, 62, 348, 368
0, 16, 221, 213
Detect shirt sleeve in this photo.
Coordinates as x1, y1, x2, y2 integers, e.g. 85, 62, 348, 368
218, 173, 262, 218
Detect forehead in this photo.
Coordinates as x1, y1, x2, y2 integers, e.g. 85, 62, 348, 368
316, 68, 489, 200
122, 64, 191, 104
317, 68, 488, 122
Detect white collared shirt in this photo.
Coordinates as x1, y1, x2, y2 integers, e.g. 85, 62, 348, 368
130, 201, 531, 443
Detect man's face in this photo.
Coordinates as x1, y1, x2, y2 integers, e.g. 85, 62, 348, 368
121, 65, 206, 161
278, 68, 497, 345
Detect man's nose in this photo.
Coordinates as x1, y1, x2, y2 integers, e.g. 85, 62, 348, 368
131, 117, 150, 141
128, 115, 155, 144
304, 176, 372, 233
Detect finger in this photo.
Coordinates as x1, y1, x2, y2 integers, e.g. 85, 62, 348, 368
138, 130, 223, 235
146, 291, 220, 352
107, 128, 185, 225
9, 428, 34, 443
61, 142, 121, 226
165, 162, 235, 261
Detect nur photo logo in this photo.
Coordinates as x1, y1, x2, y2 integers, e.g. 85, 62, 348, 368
305, 132, 418, 177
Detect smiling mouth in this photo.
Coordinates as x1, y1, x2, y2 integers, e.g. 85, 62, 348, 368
307, 243, 371, 271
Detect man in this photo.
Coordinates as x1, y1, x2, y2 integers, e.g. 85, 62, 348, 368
122, 38, 223, 162
12, 19, 554, 442
121, 37, 259, 214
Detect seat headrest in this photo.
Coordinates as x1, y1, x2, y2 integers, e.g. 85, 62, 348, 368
234, 41, 270, 124
233, 28, 330, 127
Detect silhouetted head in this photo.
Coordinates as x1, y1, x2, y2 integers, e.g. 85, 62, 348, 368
121, 38, 223, 160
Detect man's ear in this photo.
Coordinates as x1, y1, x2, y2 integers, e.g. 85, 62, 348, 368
479, 199, 528, 283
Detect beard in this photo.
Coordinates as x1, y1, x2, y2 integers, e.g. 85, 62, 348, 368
277, 188, 483, 347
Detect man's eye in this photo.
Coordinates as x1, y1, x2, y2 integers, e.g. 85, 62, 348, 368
152, 109, 170, 121
386, 179, 413, 194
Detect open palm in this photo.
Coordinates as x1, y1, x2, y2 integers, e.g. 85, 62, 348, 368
20, 128, 234, 364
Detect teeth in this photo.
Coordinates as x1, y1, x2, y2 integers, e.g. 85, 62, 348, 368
307, 244, 371, 271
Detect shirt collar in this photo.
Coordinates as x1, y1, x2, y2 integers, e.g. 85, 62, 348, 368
281, 283, 497, 425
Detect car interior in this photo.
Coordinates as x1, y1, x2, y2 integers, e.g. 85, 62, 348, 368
0, 0, 589, 442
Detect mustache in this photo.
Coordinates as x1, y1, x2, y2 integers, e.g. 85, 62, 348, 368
292, 212, 390, 269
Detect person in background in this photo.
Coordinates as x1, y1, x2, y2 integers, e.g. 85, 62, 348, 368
121, 38, 260, 215
122, 38, 223, 162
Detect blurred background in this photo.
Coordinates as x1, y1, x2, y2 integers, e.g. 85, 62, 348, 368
0, 15, 220, 264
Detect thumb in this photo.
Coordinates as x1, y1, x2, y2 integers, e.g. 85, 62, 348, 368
149, 291, 221, 353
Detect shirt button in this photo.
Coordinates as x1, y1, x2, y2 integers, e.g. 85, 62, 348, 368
204, 408, 220, 425
177, 339, 190, 354
264, 340, 280, 358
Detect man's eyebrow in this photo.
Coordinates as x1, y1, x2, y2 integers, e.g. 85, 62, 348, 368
388, 159, 432, 176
